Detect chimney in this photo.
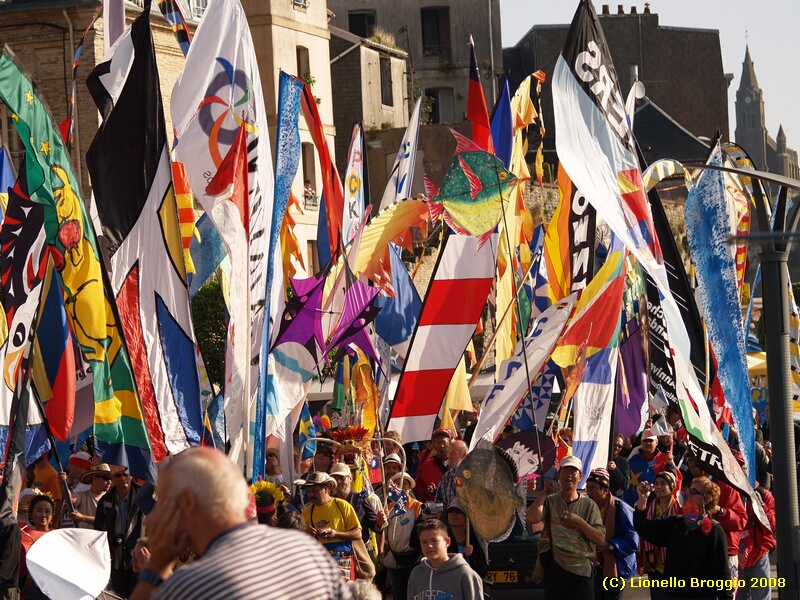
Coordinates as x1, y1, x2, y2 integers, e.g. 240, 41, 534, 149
617, 5, 625, 14
602, 4, 610, 14
630, 6, 637, 13
644, 2, 651, 13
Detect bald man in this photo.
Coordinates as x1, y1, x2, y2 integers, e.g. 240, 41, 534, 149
435, 440, 468, 509
130, 447, 350, 600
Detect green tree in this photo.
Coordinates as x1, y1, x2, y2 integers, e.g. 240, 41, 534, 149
191, 280, 226, 387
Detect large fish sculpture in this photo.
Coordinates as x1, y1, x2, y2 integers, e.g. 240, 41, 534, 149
425, 130, 519, 248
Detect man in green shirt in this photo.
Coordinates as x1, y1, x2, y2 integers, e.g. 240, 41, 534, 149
527, 455, 606, 599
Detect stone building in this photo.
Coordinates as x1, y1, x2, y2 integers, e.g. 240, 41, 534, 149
0, 0, 340, 277
734, 46, 798, 179
505, 4, 730, 163
327, 0, 502, 125
329, 25, 408, 177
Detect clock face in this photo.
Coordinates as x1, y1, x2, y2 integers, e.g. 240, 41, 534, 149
745, 96, 752, 104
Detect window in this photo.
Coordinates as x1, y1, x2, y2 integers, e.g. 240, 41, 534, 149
421, 7, 451, 57
293, 0, 310, 9
349, 11, 376, 38
424, 87, 454, 124
296, 46, 310, 80
190, 0, 207, 19
301, 143, 318, 209
307, 241, 320, 277
380, 57, 393, 106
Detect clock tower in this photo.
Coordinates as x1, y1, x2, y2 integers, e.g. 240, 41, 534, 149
735, 46, 767, 169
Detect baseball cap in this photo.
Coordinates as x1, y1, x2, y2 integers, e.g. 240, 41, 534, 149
559, 455, 583, 472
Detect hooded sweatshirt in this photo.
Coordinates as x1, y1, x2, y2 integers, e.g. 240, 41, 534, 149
407, 553, 483, 600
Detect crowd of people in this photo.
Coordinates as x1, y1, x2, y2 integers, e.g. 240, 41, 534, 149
0, 404, 791, 600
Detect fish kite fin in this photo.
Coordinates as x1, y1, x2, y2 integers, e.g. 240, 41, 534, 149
424, 175, 440, 202
475, 228, 495, 250
458, 155, 482, 200
443, 211, 472, 237
450, 128, 483, 154
427, 199, 444, 223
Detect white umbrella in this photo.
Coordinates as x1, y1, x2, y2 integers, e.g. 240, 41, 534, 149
26, 528, 110, 600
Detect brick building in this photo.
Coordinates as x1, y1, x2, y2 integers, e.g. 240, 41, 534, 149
505, 4, 730, 164
327, 0, 502, 125
329, 25, 408, 177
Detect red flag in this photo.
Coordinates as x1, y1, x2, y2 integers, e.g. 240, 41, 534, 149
205, 123, 250, 237
466, 36, 493, 152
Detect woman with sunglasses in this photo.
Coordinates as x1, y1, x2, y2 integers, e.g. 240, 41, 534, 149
70, 463, 113, 529
633, 477, 732, 599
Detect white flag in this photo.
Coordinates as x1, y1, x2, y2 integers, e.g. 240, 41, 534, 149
171, 0, 274, 474
379, 96, 422, 211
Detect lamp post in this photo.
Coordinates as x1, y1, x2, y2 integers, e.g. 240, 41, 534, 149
708, 163, 800, 599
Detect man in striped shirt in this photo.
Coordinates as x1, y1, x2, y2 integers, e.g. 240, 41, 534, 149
129, 447, 351, 600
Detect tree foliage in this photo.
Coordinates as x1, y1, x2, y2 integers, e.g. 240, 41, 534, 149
191, 279, 226, 388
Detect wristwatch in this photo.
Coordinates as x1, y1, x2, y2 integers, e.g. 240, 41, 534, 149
138, 569, 164, 588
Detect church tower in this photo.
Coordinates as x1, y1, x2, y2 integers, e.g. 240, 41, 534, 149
735, 47, 767, 169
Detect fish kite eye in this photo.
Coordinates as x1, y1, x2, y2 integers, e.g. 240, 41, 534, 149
498, 172, 507, 181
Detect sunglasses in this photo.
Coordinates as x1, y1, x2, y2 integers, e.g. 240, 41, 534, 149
113, 472, 129, 478
689, 488, 703, 495
614, 444, 623, 449
96, 476, 112, 482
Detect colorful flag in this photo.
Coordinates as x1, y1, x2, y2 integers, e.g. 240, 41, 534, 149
300, 81, 343, 259
466, 36, 493, 152
469, 294, 576, 450
685, 143, 755, 485
553, 0, 663, 287
490, 76, 513, 169
31, 265, 75, 441
171, 0, 274, 475
343, 123, 367, 244
0, 145, 16, 215
156, 0, 192, 56
0, 167, 50, 467
85, 6, 205, 461
298, 401, 316, 460
388, 231, 497, 442
0, 47, 156, 481
379, 96, 422, 211
373, 244, 422, 346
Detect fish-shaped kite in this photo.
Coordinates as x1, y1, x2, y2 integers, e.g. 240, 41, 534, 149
426, 130, 519, 247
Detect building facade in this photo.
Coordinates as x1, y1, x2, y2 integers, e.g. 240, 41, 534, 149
327, 0, 502, 125
329, 25, 408, 177
507, 4, 730, 162
734, 47, 798, 179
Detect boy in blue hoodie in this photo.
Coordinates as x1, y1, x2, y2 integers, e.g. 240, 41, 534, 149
407, 519, 483, 600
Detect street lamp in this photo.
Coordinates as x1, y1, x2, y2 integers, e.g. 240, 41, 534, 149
707, 162, 800, 599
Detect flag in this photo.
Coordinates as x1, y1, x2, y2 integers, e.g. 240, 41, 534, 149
466, 36, 492, 152
0, 371, 33, 525
298, 401, 316, 460
103, 0, 125, 53
379, 96, 422, 211
553, 0, 663, 287
172, 162, 197, 280
469, 295, 576, 450
0, 47, 156, 481
556, 251, 626, 480
31, 265, 75, 441
388, 231, 497, 442
343, 123, 367, 244
615, 317, 648, 439
0, 145, 16, 215
510, 360, 557, 432
253, 71, 304, 477
0, 167, 50, 468
187, 213, 226, 298
300, 81, 343, 259
373, 244, 422, 346
171, 0, 275, 475
86, 7, 205, 462
490, 76, 513, 169
62, 7, 102, 151
156, 0, 192, 56
685, 143, 755, 485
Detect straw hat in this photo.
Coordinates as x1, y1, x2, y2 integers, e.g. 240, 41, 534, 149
79, 463, 112, 485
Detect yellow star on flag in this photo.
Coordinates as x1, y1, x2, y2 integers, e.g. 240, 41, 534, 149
24, 89, 33, 104
11, 113, 19, 122
40, 140, 52, 156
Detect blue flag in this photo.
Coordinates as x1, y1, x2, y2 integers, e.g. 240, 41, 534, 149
490, 75, 513, 169
374, 244, 422, 346
298, 401, 317, 460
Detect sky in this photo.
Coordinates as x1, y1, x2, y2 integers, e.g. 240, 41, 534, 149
499, 0, 800, 151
